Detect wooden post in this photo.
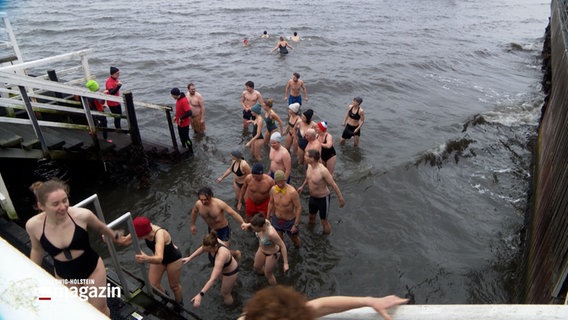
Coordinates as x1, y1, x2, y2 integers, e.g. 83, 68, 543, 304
46, 69, 63, 99
123, 91, 141, 146
165, 107, 179, 153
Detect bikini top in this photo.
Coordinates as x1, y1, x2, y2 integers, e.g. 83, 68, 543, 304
232, 160, 244, 177
288, 117, 298, 128
40, 212, 91, 260
214, 243, 234, 269
256, 232, 274, 246
348, 107, 361, 120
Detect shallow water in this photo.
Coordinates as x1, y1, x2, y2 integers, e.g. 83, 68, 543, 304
0, 0, 549, 318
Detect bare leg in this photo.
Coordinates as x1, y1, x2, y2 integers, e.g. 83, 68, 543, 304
86, 258, 110, 316
221, 274, 238, 305
321, 219, 331, 234
148, 263, 167, 294
166, 260, 183, 304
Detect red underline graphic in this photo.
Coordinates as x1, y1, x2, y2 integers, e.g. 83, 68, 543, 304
38, 297, 51, 300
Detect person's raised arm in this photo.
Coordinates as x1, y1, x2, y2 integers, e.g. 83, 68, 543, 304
307, 295, 408, 320
84, 208, 122, 243
222, 200, 245, 226
182, 245, 205, 265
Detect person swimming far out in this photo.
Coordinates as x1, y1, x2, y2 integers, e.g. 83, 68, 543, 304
290, 31, 301, 42
271, 36, 293, 54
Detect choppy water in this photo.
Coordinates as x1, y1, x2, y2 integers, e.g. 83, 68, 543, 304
0, 0, 549, 318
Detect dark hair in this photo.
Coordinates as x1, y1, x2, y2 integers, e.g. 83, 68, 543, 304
250, 213, 266, 227
245, 80, 254, 89
202, 230, 219, 247
243, 285, 314, 320
293, 72, 300, 79
198, 187, 214, 198
187, 83, 195, 90
30, 179, 70, 205
307, 149, 321, 162
294, 32, 298, 36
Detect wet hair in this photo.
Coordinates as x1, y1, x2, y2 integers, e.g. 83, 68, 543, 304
187, 83, 195, 90
202, 230, 219, 247
265, 98, 273, 108
243, 285, 314, 320
198, 187, 214, 199
250, 213, 266, 228
245, 80, 254, 89
263, 31, 268, 35
307, 149, 321, 162
293, 72, 300, 79
279, 36, 284, 41
294, 32, 298, 36
30, 179, 69, 205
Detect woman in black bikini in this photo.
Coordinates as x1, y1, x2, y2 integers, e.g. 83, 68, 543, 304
295, 109, 315, 164
340, 96, 365, 146
182, 230, 240, 307
25, 179, 125, 316
217, 148, 251, 202
130, 216, 184, 304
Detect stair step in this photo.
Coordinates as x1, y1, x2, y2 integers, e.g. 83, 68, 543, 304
21, 139, 40, 150
0, 135, 23, 148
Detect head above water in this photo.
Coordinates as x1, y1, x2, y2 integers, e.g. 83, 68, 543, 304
133, 216, 152, 238
243, 285, 314, 320
353, 96, 363, 105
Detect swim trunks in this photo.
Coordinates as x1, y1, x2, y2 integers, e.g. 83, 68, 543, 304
288, 95, 302, 106
208, 225, 231, 242
245, 197, 270, 219
308, 194, 331, 220
270, 215, 299, 236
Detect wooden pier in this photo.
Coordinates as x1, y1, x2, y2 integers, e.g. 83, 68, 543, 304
0, 14, 188, 184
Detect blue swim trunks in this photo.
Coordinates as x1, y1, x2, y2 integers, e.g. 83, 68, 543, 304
288, 95, 302, 106
208, 225, 231, 242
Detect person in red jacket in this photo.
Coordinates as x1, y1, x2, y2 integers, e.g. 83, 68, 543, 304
105, 66, 123, 129
171, 87, 193, 152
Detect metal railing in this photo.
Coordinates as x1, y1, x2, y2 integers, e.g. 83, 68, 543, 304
73, 194, 151, 299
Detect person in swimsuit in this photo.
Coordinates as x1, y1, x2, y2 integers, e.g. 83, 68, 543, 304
298, 150, 345, 234
241, 80, 265, 130
182, 230, 240, 307
340, 96, 365, 146
243, 213, 289, 285
246, 103, 265, 161
267, 170, 302, 248
217, 148, 251, 202
127, 216, 184, 304
262, 98, 284, 145
238, 285, 408, 320
271, 36, 293, 54
186, 82, 206, 134
269, 132, 292, 183
189, 187, 246, 246
237, 163, 274, 221
25, 179, 125, 316
295, 109, 315, 165
284, 102, 301, 154
316, 121, 337, 175
284, 72, 308, 106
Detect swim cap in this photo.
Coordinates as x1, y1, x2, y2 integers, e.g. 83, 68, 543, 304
133, 217, 152, 237
231, 148, 244, 159
354, 96, 363, 105
317, 121, 327, 132
170, 87, 181, 96
274, 170, 286, 181
270, 132, 281, 143
85, 80, 99, 92
110, 66, 119, 75
303, 109, 314, 122
251, 163, 264, 175
288, 102, 300, 114
251, 103, 262, 115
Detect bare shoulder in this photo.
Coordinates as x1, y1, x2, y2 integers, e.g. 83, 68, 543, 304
25, 212, 45, 235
